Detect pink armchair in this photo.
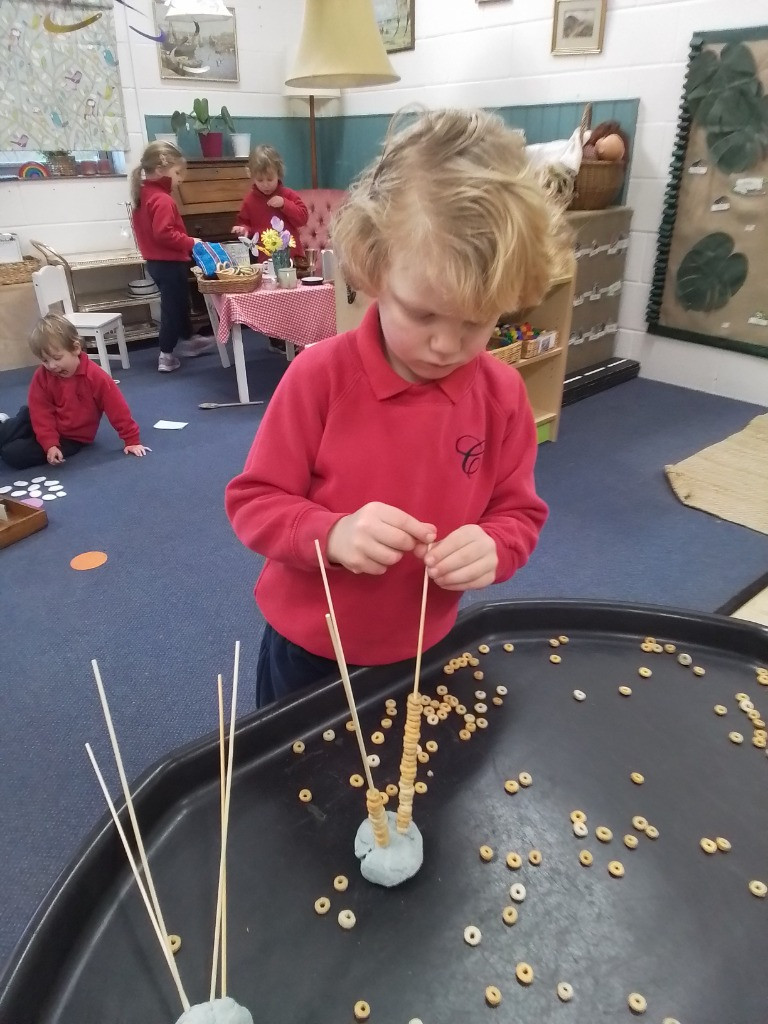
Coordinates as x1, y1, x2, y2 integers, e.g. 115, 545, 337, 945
296, 189, 346, 251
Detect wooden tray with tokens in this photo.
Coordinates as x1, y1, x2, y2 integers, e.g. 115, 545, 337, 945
1, 600, 767, 1023
0, 497, 48, 548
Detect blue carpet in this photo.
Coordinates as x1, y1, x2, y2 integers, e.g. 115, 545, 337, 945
0, 337, 766, 970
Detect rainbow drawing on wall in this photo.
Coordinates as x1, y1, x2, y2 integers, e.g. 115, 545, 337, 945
0, 0, 127, 153
17, 161, 50, 179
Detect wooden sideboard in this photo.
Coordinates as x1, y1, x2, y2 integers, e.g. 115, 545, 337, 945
173, 158, 251, 242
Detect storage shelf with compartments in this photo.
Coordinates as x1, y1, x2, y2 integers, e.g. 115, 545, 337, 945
488, 269, 575, 443
29, 241, 164, 344
565, 206, 633, 374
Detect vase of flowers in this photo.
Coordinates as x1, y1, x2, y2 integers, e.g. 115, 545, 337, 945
255, 217, 295, 270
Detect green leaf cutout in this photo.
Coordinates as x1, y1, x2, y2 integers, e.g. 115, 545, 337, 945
676, 233, 748, 312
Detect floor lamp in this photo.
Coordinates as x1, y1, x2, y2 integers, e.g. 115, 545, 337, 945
285, 0, 400, 188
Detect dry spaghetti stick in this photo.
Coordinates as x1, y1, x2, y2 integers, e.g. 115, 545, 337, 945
412, 556, 431, 698
84, 743, 190, 1012
215, 673, 227, 998
325, 613, 376, 794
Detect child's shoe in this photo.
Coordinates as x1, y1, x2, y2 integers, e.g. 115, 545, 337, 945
176, 334, 217, 357
158, 353, 181, 373
0, 413, 8, 423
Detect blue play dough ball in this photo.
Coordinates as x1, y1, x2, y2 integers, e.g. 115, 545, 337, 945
175, 997, 254, 1024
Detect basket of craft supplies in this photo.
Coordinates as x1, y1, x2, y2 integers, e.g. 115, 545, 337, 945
569, 103, 627, 211
192, 263, 262, 295
0, 255, 42, 286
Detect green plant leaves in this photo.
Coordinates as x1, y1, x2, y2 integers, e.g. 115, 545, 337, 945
676, 232, 748, 311
686, 42, 768, 171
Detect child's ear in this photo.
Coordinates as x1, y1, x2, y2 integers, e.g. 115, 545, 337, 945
73, 339, 83, 355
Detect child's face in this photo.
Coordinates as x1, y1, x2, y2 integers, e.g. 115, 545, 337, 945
253, 172, 278, 195
41, 341, 82, 378
377, 260, 497, 384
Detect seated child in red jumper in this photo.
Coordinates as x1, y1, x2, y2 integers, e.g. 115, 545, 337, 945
0, 314, 148, 470
226, 109, 570, 708
231, 144, 309, 261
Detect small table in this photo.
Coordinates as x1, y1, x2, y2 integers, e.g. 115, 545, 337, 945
204, 281, 336, 403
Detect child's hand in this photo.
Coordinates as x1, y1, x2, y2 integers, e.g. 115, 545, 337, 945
46, 446, 64, 465
327, 502, 436, 576
124, 444, 151, 457
231, 225, 248, 236
425, 525, 498, 591
267, 196, 284, 209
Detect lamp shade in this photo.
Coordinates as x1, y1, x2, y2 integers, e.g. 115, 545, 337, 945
286, 0, 400, 89
164, 0, 231, 21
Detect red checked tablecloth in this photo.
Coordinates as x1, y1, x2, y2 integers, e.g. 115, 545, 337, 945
212, 282, 336, 349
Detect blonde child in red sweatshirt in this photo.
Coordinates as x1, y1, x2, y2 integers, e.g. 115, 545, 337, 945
0, 314, 148, 470
231, 145, 308, 261
131, 140, 211, 373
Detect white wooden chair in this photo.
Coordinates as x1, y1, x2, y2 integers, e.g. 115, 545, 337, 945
31, 265, 130, 373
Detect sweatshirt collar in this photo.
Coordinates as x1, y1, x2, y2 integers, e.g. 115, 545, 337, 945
356, 302, 478, 404
144, 176, 173, 194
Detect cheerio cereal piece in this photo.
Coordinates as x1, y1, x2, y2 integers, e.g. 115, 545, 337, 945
570, 809, 587, 823
573, 821, 588, 838
558, 635, 569, 644
350, 774, 365, 788
632, 815, 648, 831
579, 850, 593, 866
664, 643, 676, 653
556, 982, 574, 1002
459, 728, 472, 741
353, 1000, 370, 1021
476, 717, 488, 729
496, 685, 508, 695
550, 654, 562, 664
714, 705, 727, 716
608, 860, 624, 877
322, 729, 335, 742
492, 696, 504, 706
314, 896, 331, 915
299, 789, 312, 803
435, 684, 448, 696
338, 909, 356, 929
503, 643, 514, 652
628, 992, 647, 1014
693, 666, 705, 677
478, 643, 490, 654
515, 962, 533, 985
168, 934, 181, 954
479, 845, 494, 862
474, 703, 487, 714
485, 985, 502, 1007
638, 667, 652, 678
509, 882, 526, 902
630, 772, 644, 785
700, 838, 717, 854
504, 779, 519, 795
529, 850, 542, 866
292, 740, 305, 754
502, 905, 518, 926
371, 731, 385, 745
595, 826, 613, 842
624, 834, 639, 849
367, 754, 380, 768
464, 925, 481, 946
415, 781, 428, 794
506, 851, 522, 870
417, 751, 429, 764
549, 638, 560, 648
518, 771, 532, 787
729, 731, 744, 744
573, 689, 586, 701
466, 721, 477, 733
385, 783, 398, 797
425, 739, 438, 753
715, 837, 731, 852
381, 717, 393, 729
346, 720, 356, 732
677, 653, 692, 667
619, 685, 632, 696
645, 825, 659, 840
749, 880, 767, 897
333, 875, 349, 891
473, 670, 484, 681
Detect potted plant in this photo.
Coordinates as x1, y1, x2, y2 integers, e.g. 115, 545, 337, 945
171, 98, 235, 159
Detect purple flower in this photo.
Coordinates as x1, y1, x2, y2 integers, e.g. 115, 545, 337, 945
270, 216, 285, 231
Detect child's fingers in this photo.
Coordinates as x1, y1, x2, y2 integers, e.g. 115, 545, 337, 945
379, 506, 436, 546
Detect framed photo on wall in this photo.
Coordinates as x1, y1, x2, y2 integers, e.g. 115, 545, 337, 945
154, 2, 239, 82
375, 0, 415, 54
551, 0, 607, 55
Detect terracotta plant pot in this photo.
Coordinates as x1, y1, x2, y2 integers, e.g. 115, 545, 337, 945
199, 132, 223, 159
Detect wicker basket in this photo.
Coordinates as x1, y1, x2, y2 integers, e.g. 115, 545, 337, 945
488, 340, 522, 365
569, 104, 625, 211
194, 266, 262, 294
47, 153, 77, 177
0, 255, 42, 286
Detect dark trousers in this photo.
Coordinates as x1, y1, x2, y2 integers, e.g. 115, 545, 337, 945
146, 260, 191, 354
0, 406, 85, 470
256, 622, 362, 709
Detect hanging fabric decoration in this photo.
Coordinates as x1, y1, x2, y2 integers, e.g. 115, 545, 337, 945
43, 12, 103, 33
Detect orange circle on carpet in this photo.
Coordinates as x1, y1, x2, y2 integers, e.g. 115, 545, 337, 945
70, 551, 108, 571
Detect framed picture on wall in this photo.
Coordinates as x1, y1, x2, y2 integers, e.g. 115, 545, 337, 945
375, 0, 415, 54
551, 0, 607, 55
154, 3, 239, 82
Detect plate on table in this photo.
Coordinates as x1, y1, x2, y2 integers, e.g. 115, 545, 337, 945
301, 277, 324, 286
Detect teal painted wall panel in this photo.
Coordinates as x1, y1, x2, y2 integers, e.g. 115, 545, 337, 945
146, 99, 639, 199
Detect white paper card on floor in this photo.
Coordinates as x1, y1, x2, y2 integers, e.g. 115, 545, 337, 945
154, 420, 189, 430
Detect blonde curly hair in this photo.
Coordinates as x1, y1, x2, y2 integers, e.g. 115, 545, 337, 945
332, 108, 571, 321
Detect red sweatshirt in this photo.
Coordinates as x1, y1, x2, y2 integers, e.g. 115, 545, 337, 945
28, 353, 141, 451
132, 177, 195, 262
235, 183, 308, 259
226, 303, 548, 666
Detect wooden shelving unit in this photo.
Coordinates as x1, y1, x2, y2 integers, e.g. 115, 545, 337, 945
493, 268, 575, 443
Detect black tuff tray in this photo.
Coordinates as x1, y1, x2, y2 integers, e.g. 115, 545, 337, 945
2, 600, 767, 1024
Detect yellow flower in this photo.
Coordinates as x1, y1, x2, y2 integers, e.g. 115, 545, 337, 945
259, 228, 282, 254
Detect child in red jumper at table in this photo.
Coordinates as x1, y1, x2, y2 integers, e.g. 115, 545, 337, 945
226, 109, 570, 708
130, 141, 212, 374
0, 314, 148, 470
231, 145, 308, 262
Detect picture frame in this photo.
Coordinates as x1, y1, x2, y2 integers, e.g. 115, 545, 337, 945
154, 2, 239, 83
375, 0, 415, 54
551, 0, 607, 55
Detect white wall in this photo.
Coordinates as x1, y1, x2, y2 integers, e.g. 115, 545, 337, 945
0, 0, 307, 256
1, 0, 765, 402
341, 0, 768, 405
